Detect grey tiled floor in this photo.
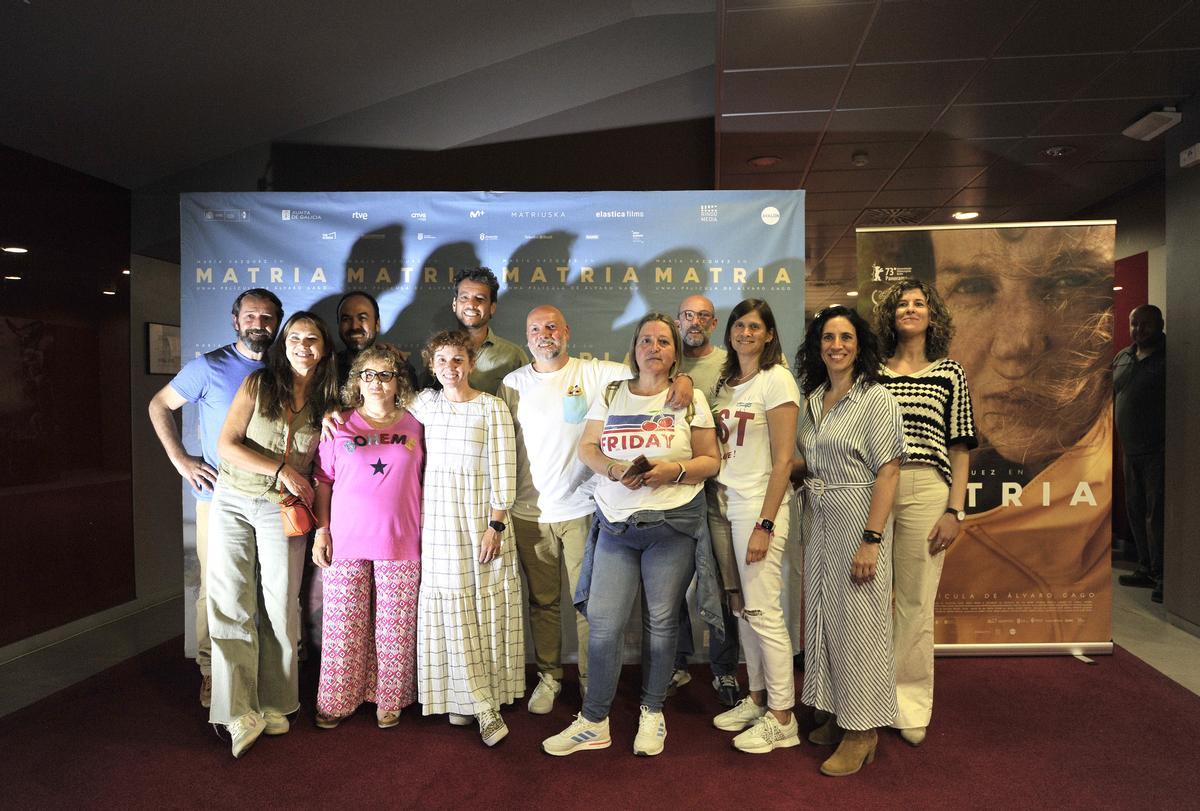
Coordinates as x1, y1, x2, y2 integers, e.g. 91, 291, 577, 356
1111, 569, 1200, 697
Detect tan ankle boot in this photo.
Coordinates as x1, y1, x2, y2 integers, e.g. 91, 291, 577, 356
820, 729, 878, 776
807, 714, 841, 746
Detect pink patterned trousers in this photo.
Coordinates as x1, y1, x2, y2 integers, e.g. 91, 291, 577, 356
317, 559, 420, 717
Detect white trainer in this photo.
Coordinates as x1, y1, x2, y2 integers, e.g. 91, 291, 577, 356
633, 706, 666, 756
732, 712, 801, 754
542, 714, 612, 756
527, 672, 561, 715
228, 712, 265, 758
448, 713, 474, 726
262, 711, 290, 735
713, 696, 767, 731
665, 668, 692, 696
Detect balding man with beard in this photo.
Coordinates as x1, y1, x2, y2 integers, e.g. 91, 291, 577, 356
500, 305, 693, 715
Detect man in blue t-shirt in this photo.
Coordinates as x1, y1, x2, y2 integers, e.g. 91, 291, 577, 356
148, 288, 282, 708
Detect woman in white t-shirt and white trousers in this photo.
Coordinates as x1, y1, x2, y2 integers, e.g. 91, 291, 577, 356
708, 299, 802, 754
541, 313, 720, 758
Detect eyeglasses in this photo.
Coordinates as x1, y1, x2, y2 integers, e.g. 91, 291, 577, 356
679, 309, 715, 323
357, 370, 398, 382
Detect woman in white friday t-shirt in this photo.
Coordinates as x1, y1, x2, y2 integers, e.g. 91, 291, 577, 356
541, 313, 720, 759
708, 299, 802, 754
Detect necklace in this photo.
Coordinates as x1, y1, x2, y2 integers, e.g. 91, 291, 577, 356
729, 367, 759, 385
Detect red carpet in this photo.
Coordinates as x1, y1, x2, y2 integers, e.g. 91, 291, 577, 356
1, 641, 1197, 809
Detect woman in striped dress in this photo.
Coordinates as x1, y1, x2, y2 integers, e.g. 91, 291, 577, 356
794, 305, 906, 777
414, 330, 524, 747
874, 280, 975, 746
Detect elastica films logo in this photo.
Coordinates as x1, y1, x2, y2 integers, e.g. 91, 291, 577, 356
760, 206, 780, 226
595, 209, 645, 219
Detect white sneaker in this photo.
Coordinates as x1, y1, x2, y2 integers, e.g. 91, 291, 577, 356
228, 712, 265, 758
542, 714, 612, 756
732, 712, 801, 754
633, 705, 666, 756
665, 668, 692, 696
448, 713, 474, 726
263, 711, 290, 735
527, 672, 561, 715
478, 709, 509, 747
713, 696, 767, 731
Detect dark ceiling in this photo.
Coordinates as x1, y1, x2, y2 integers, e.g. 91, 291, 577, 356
1, 0, 1196, 309
717, 0, 1200, 308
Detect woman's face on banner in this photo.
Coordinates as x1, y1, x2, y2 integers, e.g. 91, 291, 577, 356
931, 226, 1112, 466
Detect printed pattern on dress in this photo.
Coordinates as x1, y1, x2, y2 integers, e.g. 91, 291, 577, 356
798, 381, 906, 731
413, 391, 526, 715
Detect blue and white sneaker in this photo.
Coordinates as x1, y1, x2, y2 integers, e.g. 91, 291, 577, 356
542, 713, 612, 756
633, 706, 666, 756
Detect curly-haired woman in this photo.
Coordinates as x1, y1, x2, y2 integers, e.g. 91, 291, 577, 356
794, 305, 906, 777
414, 330, 524, 747
311, 346, 424, 731
872, 280, 976, 747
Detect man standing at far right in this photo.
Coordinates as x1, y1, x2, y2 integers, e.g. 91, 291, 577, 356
1114, 304, 1166, 604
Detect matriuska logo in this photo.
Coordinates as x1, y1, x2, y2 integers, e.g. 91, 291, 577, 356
601, 412, 676, 452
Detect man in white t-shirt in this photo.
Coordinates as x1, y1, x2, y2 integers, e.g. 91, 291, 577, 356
499, 305, 631, 714
671, 295, 742, 707
501, 305, 695, 715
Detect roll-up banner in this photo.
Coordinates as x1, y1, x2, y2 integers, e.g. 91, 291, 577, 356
178, 190, 805, 655
857, 221, 1115, 655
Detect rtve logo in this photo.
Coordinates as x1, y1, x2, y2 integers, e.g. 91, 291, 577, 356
352, 212, 369, 220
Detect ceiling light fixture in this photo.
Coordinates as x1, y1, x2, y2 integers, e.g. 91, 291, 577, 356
747, 155, 782, 168
952, 211, 980, 221
851, 151, 869, 168
122, 268, 131, 275
1040, 145, 1077, 159
102, 285, 117, 296
1122, 107, 1181, 141
1113, 286, 1124, 291
4, 275, 21, 281
2, 246, 29, 254
846, 290, 860, 297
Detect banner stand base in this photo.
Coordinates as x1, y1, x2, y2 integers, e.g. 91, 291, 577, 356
934, 641, 1113, 657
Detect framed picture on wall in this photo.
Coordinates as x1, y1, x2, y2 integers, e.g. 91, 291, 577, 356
147, 322, 181, 375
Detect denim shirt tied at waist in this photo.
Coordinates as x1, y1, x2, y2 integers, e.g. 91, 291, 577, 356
572, 489, 725, 643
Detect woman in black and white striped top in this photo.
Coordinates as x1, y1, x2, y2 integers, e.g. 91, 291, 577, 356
874, 279, 976, 748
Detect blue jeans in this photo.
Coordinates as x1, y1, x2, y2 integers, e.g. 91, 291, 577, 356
582, 518, 696, 721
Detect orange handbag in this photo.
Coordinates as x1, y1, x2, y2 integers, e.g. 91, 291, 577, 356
277, 412, 315, 538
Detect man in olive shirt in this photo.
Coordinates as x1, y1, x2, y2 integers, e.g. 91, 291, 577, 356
1114, 304, 1166, 603
421, 267, 527, 394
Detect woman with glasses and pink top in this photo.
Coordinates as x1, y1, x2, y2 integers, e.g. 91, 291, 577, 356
312, 346, 424, 730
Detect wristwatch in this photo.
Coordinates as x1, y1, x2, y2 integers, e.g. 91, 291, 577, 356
757, 517, 775, 533
945, 507, 966, 522
488, 520, 506, 533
